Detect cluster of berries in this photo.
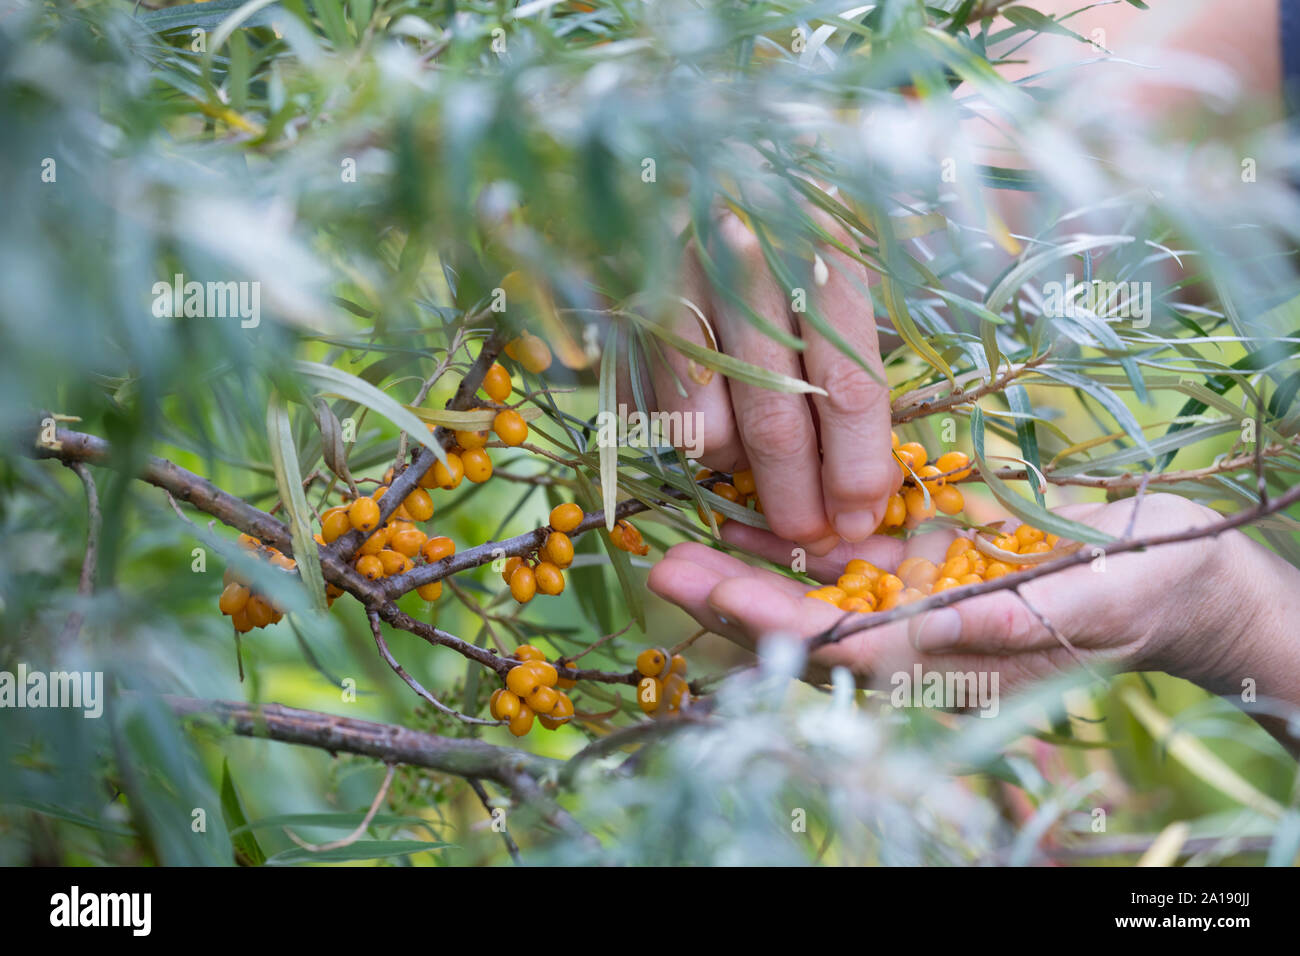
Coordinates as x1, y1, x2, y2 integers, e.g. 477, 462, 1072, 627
692, 467, 760, 526
879, 433, 972, 531
501, 502, 583, 603
491, 644, 576, 735
806, 525, 1063, 613
634, 646, 691, 717
218, 534, 295, 633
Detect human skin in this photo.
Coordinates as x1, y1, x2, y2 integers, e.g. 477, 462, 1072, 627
647, 494, 1300, 754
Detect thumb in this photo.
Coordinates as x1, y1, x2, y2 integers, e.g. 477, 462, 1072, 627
908, 590, 1063, 656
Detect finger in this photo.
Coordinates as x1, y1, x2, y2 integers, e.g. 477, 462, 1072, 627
646, 557, 750, 646
908, 589, 1066, 657
720, 522, 904, 582
797, 225, 898, 541
662, 541, 809, 599
641, 246, 743, 469
708, 214, 835, 553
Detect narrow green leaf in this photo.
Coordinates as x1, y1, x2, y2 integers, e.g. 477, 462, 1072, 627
266, 392, 328, 611
599, 326, 620, 532
220, 760, 267, 866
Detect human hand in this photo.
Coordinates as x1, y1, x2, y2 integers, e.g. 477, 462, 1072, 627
648, 494, 1262, 695
633, 212, 898, 555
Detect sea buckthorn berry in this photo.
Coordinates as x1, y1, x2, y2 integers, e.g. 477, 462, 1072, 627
543, 531, 574, 568
489, 689, 521, 721
525, 660, 558, 687
218, 583, 250, 616
356, 554, 384, 581
417, 466, 438, 489
936, 451, 973, 481
970, 556, 988, 575
844, 559, 881, 580
461, 448, 493, 483
416, 581, 443, 601
403, 488, 435, 522
247, 595, 274, 628
713, 482, 740, 503
877, 590, 903, 611
513, 333, 553, 374
493, 409, 528, 446
898, 442, 928, 466
556, 660, 578, 689
732, 469, 756, 496
509, 565, 536, 603
611, 519, 649, 555
348, 497, 381, 533
431, 454, 464, 490
390, 528, 427, 558
636, 647, 668, 678
917, 465, 945, 488
534, 561, 565, 595
959, 573, 983, 586
992, 534, 1020, 554
231, 608, 254, 633
638, 676, 663, 713
891, 431, 900, 449
378, 550, 407, 576
1015, 524, 1045, 547
312, 533, 325, 547
325, 583, 345, 599
663, 673, 689, 709
549, 503, 584, 533
1022, 540, 1052, 555
321, 508, 351, 543
539, 692, 574, 729
527, 685, 559, 715
697, 504, 725, 527
899, 559, 939, 592
501, 555, 523, 585
482, 363, 512, 403
270, 551, 296, 571
836, 573, 871, 597
508, 705, 535, 737
883, 493, 907, 528
421, 536, 455, 564
900, 587, 926, 604
934, 485, 964, 515
1045, 533, 1060, 548
358, 527, 389, 556
839, 596, 875, 613
983, 561, 1013, 580
455, 429, 489, 450
515, 644, 546, 662
931, 577, 960, 594
946, 537, 975, 560
506, 664, 543, 698
876, 574, 904, 598
669, 654, 687, 676
941, 553, 972, 579
238, 533, 260, 551
904, 487, 936, 521
806, 588, 840, 604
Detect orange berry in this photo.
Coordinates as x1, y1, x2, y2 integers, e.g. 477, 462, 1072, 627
669, 654, 687, 676
515, 645, 546, 662
900, 587, 926, 604
461, 448, 493, 483
489, 689, 522, 721
732, 469, 756, 496
454, 429, 489, 450
549, 503, 584, 533
538, 692, 574, 729
358, 526, 389, 556
514, 333, 552, 374
482, 363, 512, 403
904, 487, 936, 522
959, 573, 983, 586
992, 534, 1020, 554
713, 482, 740, 503
421, 536, 455, 564
898, 557, 939, 591
218, 583, 250, 616
636, 648, 668, 678
506, 664, 544, 698
837, 573, 871, 596
1015, 524, 1045, 547
378, 550, 407, 576
844, 559, 881, 580
403, 488, 435, 522
806, 588, 840, 605
898, 442, 928, 467
416, 581, 443, 601
431, 454, 464, 490
508, 705, 535, 737
493, 409, 528, 446
917, 465, 945, 488
527, 685, 559, 715
984, 561, 1013, 580
355, 554, 383, 581
936, 451, 973, 481
891, 431, 900, 449
556, 659, 578, 690
321, 508, 352, 543
883, 494, 907, 528
663, 673, 689, 711
390, 528, 428, 558
534, 561, 565, 595
509, 565, 536, 603
934, 485, 964, 515
931, 577, 960, 594
876, 574, 904, 598
348, 497, 381, 533
231, 608, 254, 633
839, 596, 875, 613
501, 555, 523, 586
946, 537, 975, 560
246, 595, 274, 628
1045, 533, 1060, 548
543, 531, 574, 568
1022, 540, 1052, 555
940, 553, 972, 579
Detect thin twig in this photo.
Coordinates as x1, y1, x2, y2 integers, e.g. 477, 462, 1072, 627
368, 611, 502, 726
468, 778, 521, 864
58, 462, 100, 648
284, 765, 396, 852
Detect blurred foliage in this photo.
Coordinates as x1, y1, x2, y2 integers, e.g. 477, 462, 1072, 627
1, 0, 1298, 866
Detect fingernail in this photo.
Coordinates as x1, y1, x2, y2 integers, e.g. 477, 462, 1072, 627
911, 608, 963, 653
835, 510, 879, 543
805, 534, 841, 556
